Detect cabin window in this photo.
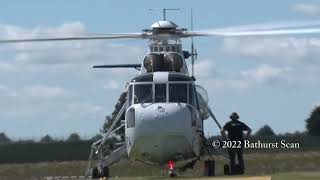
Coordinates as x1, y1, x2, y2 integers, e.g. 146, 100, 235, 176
126, 108, 135, 128
166, 46, 170, 52
155, 84, 166, 102
171, 46, 176, 52
134, 84, 153, 104
154, 46, 158, 52
159, 47, 164, 51
169, 84, 188, 103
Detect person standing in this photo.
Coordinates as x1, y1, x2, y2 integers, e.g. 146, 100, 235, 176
221, 112, 252, 174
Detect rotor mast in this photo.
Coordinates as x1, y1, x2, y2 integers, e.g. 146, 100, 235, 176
162, 8, 180, 20
149, 8, 180, 21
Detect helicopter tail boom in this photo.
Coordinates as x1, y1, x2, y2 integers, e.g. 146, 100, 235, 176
93, 64, 141, 69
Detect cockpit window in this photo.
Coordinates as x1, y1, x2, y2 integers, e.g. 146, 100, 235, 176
155, 84, 166, 102
177, 46, 182, 52
129, 82, 194, 105
134, 84, 152, 104
169, 84, 187, 103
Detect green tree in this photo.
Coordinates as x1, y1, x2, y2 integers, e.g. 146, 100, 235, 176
17, 139, 35, 144
91, 134, 103, 142
306, 106, 320, 136
40, 134, 54, 143
255, 125, 276, 136
0, 133, 11, 144
103, 91, 127, 140
67, 133, 81, 142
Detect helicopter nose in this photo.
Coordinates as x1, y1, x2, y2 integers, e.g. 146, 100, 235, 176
138, 103, 192, 132
127, 103, 197, 163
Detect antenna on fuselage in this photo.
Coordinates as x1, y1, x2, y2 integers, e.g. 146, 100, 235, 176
190, 8, 197, 77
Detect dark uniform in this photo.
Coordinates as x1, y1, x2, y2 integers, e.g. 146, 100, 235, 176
221, 112, 251, 174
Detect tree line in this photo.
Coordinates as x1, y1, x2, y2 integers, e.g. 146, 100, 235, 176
0, 132, 103, 145
0, 99, 319, 163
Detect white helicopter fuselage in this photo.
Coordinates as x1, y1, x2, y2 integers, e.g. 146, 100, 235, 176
97, 20, 210, 168
124, 72, 204, 164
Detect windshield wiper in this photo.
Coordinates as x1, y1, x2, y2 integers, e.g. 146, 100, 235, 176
141, 94, 153, 107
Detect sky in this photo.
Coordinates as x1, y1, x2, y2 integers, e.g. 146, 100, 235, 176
0, 0, 320, 139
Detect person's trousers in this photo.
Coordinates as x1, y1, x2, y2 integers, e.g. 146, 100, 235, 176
228, 148, 244, 174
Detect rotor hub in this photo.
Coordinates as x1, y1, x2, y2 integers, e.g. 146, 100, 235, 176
151, 21, 178, 29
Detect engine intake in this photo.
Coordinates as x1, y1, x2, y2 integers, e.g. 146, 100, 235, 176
143, 53, 183, 72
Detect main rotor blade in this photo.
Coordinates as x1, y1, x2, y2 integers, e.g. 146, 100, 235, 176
190, 28, 320, 37
208, 20, 320, 32
185, 20, 320, 37
0, 33, 145, 43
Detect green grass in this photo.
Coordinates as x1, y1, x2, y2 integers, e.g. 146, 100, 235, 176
106, 172, 320, 180
107, 172, 320, 180
1, 151, 320, 180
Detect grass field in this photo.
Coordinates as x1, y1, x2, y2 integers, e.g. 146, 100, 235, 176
106, 172, 320, 180
0, 151, 320, 180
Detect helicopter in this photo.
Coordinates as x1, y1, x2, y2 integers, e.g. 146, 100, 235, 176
2, 8, 320, 178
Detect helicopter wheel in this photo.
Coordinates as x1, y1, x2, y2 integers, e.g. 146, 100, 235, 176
224, 164, 230, 175
91, 167, 99, 179
168, 170, 176, 177
101, 166, 110, 178
91, 166, 109, 179
204, 160, 215, 176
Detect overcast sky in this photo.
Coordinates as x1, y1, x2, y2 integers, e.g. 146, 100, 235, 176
0, 0, 320, 139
